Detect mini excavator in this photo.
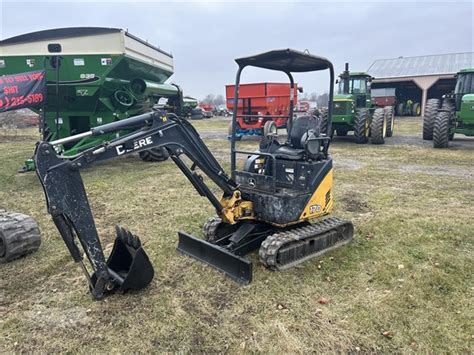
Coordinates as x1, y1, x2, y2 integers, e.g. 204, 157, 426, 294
35, 49, 354, 299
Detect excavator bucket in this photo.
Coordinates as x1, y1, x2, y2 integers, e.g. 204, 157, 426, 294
92, 226, 154, 293
177, 231, 253, 284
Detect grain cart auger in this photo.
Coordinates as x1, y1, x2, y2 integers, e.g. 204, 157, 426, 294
34, 49, 354, 300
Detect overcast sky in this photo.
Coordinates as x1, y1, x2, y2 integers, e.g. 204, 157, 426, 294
1, 1, 473, 99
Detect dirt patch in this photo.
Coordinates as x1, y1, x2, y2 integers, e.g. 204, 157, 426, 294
340, 194, 370, 213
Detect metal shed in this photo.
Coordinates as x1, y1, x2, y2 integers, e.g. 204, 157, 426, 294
368, 52, 474, 116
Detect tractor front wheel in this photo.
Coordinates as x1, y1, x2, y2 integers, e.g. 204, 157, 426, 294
423, 98, 440, 140
336, 129, 348, 136
139, 148, 169, 162
433, 111, 451, 148
370, 108, 387, 144
353, 109, 370, 144
0, 211, 41, 264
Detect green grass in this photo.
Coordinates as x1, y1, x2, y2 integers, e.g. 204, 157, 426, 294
0, 118, 473, 352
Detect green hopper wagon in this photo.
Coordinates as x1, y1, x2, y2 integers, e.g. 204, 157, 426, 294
0, 27, 180, 166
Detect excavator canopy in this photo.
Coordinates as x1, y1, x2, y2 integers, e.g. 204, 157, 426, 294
235, 48, 332, 72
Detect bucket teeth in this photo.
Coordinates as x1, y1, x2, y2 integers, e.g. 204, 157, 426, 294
115, 225, 141, 249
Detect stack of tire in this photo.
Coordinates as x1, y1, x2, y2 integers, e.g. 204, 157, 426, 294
190, 108, 205, 120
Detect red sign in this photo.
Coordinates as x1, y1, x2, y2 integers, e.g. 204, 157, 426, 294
0, 70, 46, 112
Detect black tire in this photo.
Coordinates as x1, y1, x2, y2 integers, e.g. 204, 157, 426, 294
423, 98, 440, 140
139, 147, 169, 162
370, 108, 387, 144
397, 103, 405, 116
318, 108, 329, 136
336, 129, 348, 136
384, 106, 395, 137
0, 211, 41, 263
433, 111, 451, 148
353, 109, 370, 144
263, 120, 277, 136
413, 102, 421, 116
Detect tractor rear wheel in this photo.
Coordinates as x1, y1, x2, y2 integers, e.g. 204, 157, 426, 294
423, 98, 440, 140
0, 211, 41, 263
353, 109, 370, 144
139, 148, 169, 162
263, 120, 277, 137
370, 108, 387, 144
433, 111, 451, 148
397, 103, 405, 116
413, 102, 421, 116
384, 106, 395, 137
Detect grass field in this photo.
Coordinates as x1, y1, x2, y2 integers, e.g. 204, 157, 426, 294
0, 118, 473, 352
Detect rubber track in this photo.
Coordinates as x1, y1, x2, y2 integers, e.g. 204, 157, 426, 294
0, 211, 41, 263
203, 216, 222, 242
259, 217, 353, 271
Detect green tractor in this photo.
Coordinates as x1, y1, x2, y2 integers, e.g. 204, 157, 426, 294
423, 68, 474, 147
0, 27, 182, 169
329, 63, 394, 144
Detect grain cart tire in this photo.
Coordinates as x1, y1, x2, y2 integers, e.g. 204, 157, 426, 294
397, 103, 405, 116
354, 109, 370, 144
139, 148, 169, 162
370, 108, 387, 144
433, 111, 451, 148
423, 98, 440, 140
263, 120, 277, 136
0, 211, 41, 263
383, 106, 395, 137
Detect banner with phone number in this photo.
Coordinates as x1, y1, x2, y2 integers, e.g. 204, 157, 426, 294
0, 70, 46, 113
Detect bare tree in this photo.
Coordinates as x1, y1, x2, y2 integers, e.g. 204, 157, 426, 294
213, 95, 225, 106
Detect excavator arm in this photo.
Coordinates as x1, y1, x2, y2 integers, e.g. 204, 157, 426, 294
34, 110, 251, 299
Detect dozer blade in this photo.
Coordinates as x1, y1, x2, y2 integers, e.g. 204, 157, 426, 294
177, 231, 252, 284
92, 226, 154, 294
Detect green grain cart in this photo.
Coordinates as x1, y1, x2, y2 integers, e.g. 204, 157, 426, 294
422, 68, 474, 148
0, 27, 181, 167
329, 63, 394, 144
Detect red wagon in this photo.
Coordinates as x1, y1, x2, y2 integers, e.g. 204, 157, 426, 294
225, 82, 298, 137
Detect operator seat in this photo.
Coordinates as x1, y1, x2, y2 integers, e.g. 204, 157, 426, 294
259, 115, 322, 160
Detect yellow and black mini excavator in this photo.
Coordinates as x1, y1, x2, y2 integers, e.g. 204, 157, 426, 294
34, 49, 354, 299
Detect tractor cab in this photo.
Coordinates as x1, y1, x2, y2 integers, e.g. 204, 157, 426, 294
336, 68, 372, 109
454, 68, 474, 111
